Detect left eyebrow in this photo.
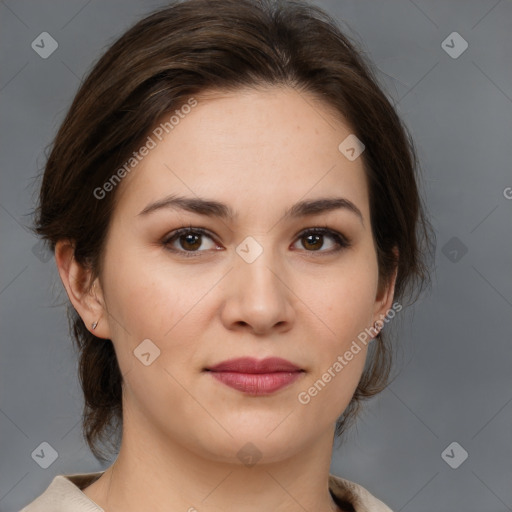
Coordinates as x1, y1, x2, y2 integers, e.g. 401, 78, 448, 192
137, 194, 364, 226
283, 197, 364, 226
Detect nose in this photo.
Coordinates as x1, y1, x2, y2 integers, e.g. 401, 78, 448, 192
219, 246, 296, 336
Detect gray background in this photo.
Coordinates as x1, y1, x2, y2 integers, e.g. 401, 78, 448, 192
1, 0, 511, 511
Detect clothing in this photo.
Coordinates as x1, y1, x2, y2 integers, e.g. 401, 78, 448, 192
19, 471, 393, 512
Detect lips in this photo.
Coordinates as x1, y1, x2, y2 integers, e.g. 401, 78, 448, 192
205, 357, 302, 373
205, 357, 305, 395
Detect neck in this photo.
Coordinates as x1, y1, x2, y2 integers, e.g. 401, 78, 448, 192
83, 408, 342, 512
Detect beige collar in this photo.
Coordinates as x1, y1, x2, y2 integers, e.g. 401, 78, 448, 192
20, 471, 393, 512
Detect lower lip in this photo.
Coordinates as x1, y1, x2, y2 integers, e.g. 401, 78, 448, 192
208, 371, 303, 395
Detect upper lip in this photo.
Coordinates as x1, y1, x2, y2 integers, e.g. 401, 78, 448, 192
205, 357, 303, 373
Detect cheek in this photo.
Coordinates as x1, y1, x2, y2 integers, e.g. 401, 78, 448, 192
298, 248, 378, 414
315, 256, 379, 341
297, 275, 374, 424
101, 245, 219, 382
102, 245, 191, 338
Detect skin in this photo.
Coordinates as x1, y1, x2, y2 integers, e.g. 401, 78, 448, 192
55, 86, 397, 512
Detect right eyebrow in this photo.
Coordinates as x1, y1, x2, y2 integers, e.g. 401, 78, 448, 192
138, 195, 236, 219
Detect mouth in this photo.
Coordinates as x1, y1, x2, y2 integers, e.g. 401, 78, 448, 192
204, 357, 305, 396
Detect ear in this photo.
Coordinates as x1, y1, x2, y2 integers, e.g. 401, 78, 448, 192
54, 239, 110, 340
372, 247, 399, 330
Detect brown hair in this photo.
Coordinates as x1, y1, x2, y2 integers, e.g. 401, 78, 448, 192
31, 0, 434, 462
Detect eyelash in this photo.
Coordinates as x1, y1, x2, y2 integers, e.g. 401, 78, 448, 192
161, 225, 351, 258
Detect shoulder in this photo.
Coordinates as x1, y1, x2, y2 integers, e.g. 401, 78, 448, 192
19, 472, 104, 512
329, 473, 394, 512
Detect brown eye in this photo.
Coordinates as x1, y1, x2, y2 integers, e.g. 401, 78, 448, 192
293, 228, 350, 253
301, 233, 325, 251
163, 227, 219, 256
179, 232, 202, 251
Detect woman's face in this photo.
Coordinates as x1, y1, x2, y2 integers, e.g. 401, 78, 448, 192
91, 86, 395, 463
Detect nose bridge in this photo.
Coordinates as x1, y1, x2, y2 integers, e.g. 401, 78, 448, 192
235, 234, 284, 298
222, 234, 294, 332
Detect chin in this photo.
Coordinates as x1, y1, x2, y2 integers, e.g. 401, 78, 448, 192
186, 419, 313, 465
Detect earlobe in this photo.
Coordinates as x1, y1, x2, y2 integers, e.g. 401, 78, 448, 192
54, 239, 108, 338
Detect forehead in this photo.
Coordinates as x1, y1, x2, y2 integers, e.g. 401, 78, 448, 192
112, 86, 370, 222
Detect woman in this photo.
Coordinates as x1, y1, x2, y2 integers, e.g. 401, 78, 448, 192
23, 0, 433, 510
